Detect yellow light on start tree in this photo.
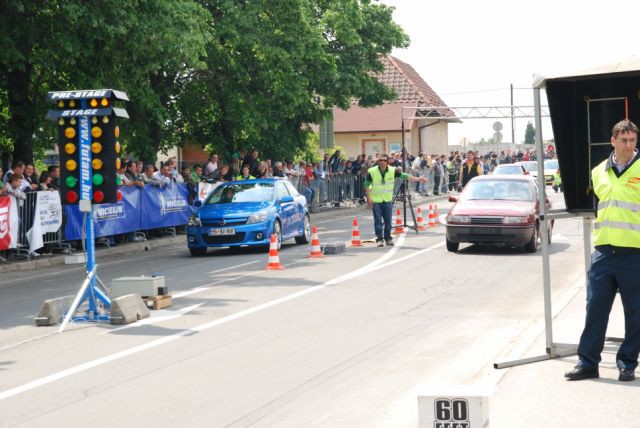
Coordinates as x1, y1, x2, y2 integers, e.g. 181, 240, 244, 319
64, 127, 76, 139
65, 143, 76, 155
66, 159, 77, 171
91, 142, 102, 154
91, 126, 102, 138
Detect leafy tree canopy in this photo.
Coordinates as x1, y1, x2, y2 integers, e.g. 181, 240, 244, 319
0, 0, 408, 165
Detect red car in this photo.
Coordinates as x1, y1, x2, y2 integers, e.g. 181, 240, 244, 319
445, 175, 553, 253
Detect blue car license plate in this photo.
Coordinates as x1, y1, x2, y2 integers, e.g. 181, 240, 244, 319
210, 227, 235, 236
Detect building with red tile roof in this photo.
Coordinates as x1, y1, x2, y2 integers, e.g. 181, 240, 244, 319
332, 55, 458, 159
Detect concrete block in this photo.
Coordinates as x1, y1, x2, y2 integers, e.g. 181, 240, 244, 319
110, 294, 150, 325
34, 295, 75, 326
65, 252, 86, 264
323, 241, 346, 254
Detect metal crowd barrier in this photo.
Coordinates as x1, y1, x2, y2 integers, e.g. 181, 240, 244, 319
1, 191, 70, 262
290, 172, 454, 209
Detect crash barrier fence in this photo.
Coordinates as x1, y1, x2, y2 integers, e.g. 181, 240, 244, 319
289, 168, 458, 209
0, 192, 70, 262
0, 172, 459, 264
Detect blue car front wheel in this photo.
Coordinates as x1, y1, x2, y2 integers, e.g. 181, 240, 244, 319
265, 220, 282, 252
295, 214, 311, 244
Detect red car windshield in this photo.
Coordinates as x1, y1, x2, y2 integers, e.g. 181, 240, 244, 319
461, 180, 533, 202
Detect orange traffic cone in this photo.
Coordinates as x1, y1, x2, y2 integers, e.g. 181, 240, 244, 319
264, 234, 284, 270
416, 207, 427, 231
351, 218, 363, 247
428, 204, 436, 228
308, 225, 324, 258
434, 204, 442, 224
394, 209, 405, 234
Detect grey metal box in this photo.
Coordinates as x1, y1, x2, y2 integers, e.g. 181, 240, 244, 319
111, 276, 165, 298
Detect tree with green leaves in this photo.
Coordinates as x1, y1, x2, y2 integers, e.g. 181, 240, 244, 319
174, 0, 409, 161
1, 0, 408, 166
524, 122, 535, 144
0, 0, 210, 165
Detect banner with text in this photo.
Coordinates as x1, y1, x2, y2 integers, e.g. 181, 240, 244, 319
27, 191, 63, 252
64, 185, 194, 240
140, 184, 194, 230
64, 186, 141, 240
0, 195, 19, 250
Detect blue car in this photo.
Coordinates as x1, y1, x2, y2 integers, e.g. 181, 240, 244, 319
186, 178, 311, 256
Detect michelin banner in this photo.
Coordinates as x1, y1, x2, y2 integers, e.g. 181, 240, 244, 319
140, 184, 193, 229
64, 184, 194, 240
64, 186, 141, 240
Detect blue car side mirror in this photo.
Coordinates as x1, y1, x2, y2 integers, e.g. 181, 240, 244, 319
280, 195, 294, 203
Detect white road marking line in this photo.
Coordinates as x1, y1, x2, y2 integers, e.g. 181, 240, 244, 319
0, 234, 435, 402
171, 259, 305, 299
208, 260, 260, 274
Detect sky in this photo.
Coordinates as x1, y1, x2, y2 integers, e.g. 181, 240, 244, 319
380, 0, 640, 146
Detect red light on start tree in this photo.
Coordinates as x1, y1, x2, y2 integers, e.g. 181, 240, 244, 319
116, 190, 123, 202
66, 191, 79, 204
93, 191, 105, 203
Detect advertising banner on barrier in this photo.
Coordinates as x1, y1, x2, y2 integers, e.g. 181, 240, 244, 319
64, 186, 141, 240
26, 191, 62, 251
0, 196, 19, 250
197, 182, 220, 202
64, 185, 193, 240
140, 184, 194, 229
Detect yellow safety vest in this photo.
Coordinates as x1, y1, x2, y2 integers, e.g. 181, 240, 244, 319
368, 166, 396, 203
592, 157, 640, 248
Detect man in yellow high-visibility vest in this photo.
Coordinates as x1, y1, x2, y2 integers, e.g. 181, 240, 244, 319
364, 154, 425, 247
565, 119, 640, 382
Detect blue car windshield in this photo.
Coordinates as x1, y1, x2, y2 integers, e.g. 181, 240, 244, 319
206, 183, 274, 204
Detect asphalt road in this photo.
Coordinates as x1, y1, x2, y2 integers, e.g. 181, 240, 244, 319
0, 192, 585, 427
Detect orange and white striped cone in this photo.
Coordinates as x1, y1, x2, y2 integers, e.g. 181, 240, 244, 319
308, 225, 324, 258
434, 204, 442, 225
351, 218, 363, 247
428, 204, 436, 228
394, 209, 405, 234
264, 234, 284, 270
416, 207, 427, 231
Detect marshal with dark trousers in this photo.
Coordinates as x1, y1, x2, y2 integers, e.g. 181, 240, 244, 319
364, 154, 425, 247
565, 119, 640, 382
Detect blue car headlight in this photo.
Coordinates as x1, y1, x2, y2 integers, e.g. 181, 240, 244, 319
247, 210, 269, 224
188, 214, 202, 227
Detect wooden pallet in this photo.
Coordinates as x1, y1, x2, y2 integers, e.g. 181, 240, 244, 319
142, 294, 172, 310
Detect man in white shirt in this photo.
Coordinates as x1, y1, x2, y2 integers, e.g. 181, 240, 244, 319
152, 164, 173, 187
205, 154, 219, 176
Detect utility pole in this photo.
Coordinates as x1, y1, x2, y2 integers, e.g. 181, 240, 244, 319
510, 83, 516, 144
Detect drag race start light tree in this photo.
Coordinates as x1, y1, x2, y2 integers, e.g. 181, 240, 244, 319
45, 89, 129, 325
47, 89, 129, 206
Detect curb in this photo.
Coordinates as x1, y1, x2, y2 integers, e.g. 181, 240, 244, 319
0, 235, 187, 275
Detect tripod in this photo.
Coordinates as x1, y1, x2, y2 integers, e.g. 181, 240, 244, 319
393, 179, 419, 234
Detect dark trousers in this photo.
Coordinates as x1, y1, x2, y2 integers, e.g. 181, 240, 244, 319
577, 249, 640, 369
372, 201, 393, 240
